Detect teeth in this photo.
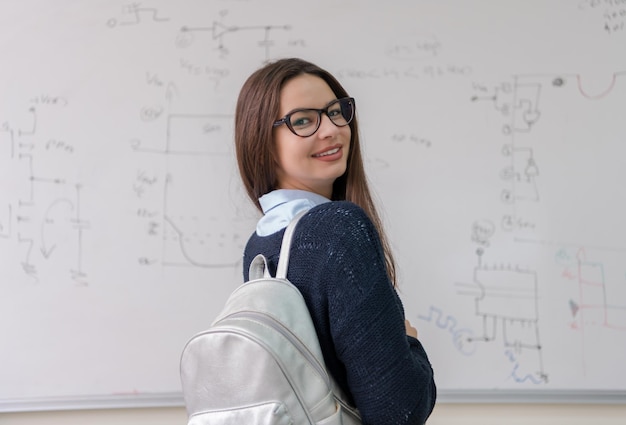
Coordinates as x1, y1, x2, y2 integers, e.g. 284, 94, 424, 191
315, 147, 339, 157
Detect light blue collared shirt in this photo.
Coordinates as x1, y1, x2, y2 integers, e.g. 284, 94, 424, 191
256, 189, 330, 236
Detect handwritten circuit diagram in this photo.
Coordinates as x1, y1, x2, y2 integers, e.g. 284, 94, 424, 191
0, 97, 89, 286
177, 18, 292, 62
433, 71, 626, 384
107, 4, 294, 63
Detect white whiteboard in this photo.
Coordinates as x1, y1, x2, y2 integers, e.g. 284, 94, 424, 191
1, 0, 625, 411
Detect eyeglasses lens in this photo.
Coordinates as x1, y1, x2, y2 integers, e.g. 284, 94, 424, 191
289, 98, 354, 137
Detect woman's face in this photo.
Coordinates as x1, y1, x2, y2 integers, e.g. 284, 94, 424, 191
273, 74, 351, 199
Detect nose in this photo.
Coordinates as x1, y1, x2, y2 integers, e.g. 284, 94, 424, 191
316, 113, 340, 138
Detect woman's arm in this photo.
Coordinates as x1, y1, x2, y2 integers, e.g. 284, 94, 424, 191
322, 202, 436, 424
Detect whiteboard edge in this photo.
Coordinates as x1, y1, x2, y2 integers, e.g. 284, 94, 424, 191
1, 390, 625, 412
437, 389, 626, 404
0, 393, 185, 413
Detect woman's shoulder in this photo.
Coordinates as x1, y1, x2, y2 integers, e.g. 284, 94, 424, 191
301, 201, 381, 246
307, 200, 371, 223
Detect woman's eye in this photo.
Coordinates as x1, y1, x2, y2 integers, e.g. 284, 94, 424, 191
291, 111, 317, 128
327, 107, 341, 117
292, 117, 311, 127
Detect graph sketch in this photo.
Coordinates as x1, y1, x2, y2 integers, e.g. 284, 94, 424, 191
131, 112, 252, 268
124, 9, 301, 270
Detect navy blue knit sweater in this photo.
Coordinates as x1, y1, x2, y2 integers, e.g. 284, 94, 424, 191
243, 201, 436, 424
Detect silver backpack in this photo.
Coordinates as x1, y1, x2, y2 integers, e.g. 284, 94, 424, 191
180, 210, 361, 424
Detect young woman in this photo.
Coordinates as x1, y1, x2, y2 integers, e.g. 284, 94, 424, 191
235, 58, 436, 424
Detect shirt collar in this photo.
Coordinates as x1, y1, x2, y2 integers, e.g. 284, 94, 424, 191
256, 189, 330, 236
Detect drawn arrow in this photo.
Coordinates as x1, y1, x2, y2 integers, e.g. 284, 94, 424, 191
40, 198, 74, 259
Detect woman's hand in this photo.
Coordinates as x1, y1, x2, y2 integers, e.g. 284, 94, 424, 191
405, 319, 418, 339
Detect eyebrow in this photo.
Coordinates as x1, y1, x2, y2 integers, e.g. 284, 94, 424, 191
283, 98, 339, 115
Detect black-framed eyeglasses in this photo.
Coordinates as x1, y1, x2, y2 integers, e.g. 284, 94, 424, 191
273, 97, 355, 137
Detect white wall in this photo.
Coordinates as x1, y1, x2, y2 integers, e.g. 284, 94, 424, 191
2, 404, 626, 424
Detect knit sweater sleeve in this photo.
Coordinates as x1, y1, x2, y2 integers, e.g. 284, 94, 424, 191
315, 202, 436, 424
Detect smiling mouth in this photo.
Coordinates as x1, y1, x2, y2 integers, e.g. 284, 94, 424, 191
313, 147, 340, 158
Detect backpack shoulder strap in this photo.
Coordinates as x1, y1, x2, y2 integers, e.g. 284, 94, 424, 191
275, 209, 309, 279
248, 209, 309, 281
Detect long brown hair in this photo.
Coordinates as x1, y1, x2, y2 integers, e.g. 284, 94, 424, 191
235, 58, 397, 286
